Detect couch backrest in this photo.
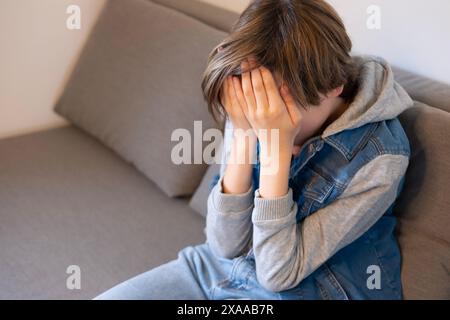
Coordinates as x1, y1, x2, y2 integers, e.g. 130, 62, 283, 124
396, 103, 450, 299
156, 0, 450, 299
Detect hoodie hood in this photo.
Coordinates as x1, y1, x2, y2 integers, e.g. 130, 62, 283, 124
322, 55, 413, 138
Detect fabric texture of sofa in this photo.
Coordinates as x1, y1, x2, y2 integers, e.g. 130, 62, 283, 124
0, 0, 449, 299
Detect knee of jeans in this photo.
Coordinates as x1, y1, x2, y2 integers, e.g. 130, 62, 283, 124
178, 245, 200, 263
179, 244, 218, 265
93, 281, 139, 300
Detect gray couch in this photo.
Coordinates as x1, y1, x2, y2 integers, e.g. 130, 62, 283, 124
0, 0, 449, 300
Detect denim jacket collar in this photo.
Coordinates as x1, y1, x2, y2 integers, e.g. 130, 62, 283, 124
289, 121, 379, 177
322, 122, 379, 161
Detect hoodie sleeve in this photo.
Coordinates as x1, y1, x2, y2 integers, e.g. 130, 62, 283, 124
251, 154, 409, 292
205, 121, 254, 259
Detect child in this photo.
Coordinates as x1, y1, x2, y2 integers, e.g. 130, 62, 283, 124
97, 0, 412, 300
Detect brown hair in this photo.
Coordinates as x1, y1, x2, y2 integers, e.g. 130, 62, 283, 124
201, 0, 358, 122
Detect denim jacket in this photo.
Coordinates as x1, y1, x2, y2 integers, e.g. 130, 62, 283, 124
206, 56, 413, 300
255, 118, 409, 299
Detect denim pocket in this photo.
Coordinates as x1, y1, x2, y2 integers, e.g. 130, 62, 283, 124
314, 264, 349, 300
291, 168, 335, 221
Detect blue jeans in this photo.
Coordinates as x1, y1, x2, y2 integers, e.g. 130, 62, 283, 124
95, 243, 291, 300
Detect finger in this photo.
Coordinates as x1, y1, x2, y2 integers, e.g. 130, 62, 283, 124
259, 66, 280, 110
232, 76, 248, 116
280, 85, 302, 125
228, 76, 240, 108
221, 76, 230, 108
249, 62, 269, 112
241, 60, 257, 113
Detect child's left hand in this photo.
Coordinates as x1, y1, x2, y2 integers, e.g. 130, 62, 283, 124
232, 58, 302, 156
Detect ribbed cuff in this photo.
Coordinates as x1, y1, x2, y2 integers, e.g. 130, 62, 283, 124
253, 188, 295, 221
212, 176, 254, 214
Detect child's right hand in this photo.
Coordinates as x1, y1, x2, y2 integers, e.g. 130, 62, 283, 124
221, 76, 254, 134
221, 76, 257, 195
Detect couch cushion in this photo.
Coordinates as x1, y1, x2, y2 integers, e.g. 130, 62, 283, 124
189, 163, 220, 217
0, 126, 205, 299
396, 102, 450, 299
55, 0, 226, 197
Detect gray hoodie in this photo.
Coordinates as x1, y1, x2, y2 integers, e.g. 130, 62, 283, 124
206, 55, 413, 292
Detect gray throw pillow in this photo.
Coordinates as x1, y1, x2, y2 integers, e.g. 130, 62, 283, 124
55, 0, 226, 197
396, 102, 450, 299
189, 163, 220, 217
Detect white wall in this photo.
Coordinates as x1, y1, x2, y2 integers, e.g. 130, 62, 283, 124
200, 0, 450, 85
327, 0, 450, 85
0, 0, 106, 139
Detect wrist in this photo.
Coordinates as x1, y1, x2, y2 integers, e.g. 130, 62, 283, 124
259, 150, 292, 176
259, 162, 291, 198
259, 140, 294, 162
258, 142, 292, 199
